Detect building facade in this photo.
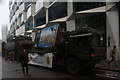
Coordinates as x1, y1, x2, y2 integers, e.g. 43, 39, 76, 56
9, 0, 120, 60
2, 25, 8, 42
0, 40, 2, 52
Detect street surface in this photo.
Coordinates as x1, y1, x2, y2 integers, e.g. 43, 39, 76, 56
1, 55, 120, 80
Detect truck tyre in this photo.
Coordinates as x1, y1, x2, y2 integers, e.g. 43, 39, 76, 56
66, 58, 80, 74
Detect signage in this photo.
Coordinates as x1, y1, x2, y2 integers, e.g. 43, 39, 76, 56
28, 53, 53, 68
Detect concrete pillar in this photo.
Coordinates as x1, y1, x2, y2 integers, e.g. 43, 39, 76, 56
46, 8, 49, 23
66, 20, 75, 31
67, 0, 73, 16
106, 3, 120, 60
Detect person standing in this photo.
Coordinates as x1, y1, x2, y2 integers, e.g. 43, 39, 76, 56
108, 46, 118, 67
20, 49, 29, 74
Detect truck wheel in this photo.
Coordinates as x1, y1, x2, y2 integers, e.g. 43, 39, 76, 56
66, 58, 80, 74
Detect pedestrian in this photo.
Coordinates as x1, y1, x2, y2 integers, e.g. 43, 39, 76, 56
5, 51, 10, 61
108, 45, 118, 67
20, 49, 29, 74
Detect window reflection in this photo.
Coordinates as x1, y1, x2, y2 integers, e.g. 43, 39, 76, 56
75, 14, 106, 47
73, 2, 106, 12
75, 14, 105, 31
48, 2, 67, 21
25, 20, 33, 31
35, 13, 46, 27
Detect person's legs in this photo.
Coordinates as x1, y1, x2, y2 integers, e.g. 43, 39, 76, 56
113, 58, 118, 66
108, 57, 113, 65
22, 64, 25, 74
25, 63, 29, 74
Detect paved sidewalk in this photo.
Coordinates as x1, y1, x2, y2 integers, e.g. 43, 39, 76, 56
95, 59, 120, 72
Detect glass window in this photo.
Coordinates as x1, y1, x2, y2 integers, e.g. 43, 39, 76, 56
73, 2, 106, 12
35, 12, 46, 27
75, 14, 106, 31
48, 2, 67, 21
25, 2, 31, 8
75, 14, 106, 47
25, 20, 33, 31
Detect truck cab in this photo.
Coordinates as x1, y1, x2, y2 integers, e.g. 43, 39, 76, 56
53, 28, 105, 74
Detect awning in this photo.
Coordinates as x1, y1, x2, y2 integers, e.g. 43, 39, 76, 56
20, 33, 24, 35
50, 16, 68, 23
76, 6, 106, 14
26, 30, 33, 33
35, 24, 46, 29
68, 6, 106, 20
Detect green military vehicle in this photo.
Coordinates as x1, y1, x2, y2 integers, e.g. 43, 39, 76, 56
29, 24, 106, 74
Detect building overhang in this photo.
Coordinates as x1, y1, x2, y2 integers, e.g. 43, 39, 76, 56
50, 16, 68, 23
35, 24, 46, 29
34, 16, 68, 32
68, 6, 106, 20
26, 30, 33, 33
76, 6, 106, 14
20, 33, 24, 35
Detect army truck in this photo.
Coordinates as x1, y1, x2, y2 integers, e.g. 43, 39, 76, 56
5, 35, 34, 61
29, 24, 106, 74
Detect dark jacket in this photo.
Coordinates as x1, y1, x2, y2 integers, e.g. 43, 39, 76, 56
20, 52, 28, 64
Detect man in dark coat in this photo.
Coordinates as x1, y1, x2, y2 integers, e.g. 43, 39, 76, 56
20, 49, 29, 74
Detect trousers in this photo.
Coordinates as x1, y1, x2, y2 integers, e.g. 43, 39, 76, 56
21, 63, 28, 74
